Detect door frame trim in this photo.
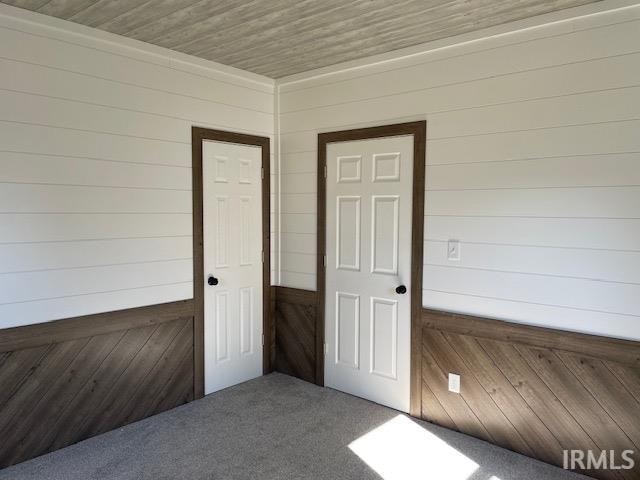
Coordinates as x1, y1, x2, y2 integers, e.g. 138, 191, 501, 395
317, 121, 426, 416
192, 126, 272, 399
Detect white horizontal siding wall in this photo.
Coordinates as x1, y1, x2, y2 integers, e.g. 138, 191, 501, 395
277, 1, 640, 340
0, 4, 276, 328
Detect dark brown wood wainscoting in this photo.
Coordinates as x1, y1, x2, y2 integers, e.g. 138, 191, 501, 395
422, 309, 640, 480
273, 289, 640, 479
0, 300, 194, 469
273, 287, 318, 384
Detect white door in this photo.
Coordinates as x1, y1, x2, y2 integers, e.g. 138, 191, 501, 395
325, 135, 414, 412
203, 140, 263, 395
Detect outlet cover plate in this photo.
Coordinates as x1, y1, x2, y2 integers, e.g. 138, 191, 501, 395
448, 373, 461, 393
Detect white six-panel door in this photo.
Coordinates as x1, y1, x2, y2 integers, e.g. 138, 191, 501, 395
325, 135, 414, 412
203, 140, 263, 395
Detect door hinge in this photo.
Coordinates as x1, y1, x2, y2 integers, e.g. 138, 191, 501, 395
324, 343, 328, 355
262, 251, 265, 263
262, 334, 265, 346
323, 255, 327, 267
324, 165, 327, 178
261, 167, 264, 179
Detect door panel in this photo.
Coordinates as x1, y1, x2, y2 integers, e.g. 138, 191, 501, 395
325, 135, 413, 412
336, 292, 360, 369
203, 140, 263, 395
215, 291, 229, 362
215, 196, 229, 268
337, 196, 361, 271
371, 195, 399, 274
370, 297, 398, 379
239, 287, 250, 355
239, 197, 252, 266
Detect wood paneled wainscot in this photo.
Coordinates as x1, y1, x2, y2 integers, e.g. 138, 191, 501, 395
273, 287, 318, 384
0, 300, 195, 468
421, 309, 640, 480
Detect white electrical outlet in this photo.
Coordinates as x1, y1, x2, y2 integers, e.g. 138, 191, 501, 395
448, 373, 461, 393
447, 239, 461, 261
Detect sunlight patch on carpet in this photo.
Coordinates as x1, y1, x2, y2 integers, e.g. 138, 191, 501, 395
349, 415, 479, 480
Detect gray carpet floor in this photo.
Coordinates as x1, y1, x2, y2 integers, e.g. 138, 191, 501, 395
0, 373, 590, 480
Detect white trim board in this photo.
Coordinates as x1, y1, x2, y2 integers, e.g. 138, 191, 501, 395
0, 2, 275, 93
277, 0, 640, 88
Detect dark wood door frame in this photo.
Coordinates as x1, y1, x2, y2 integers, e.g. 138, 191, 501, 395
317, 121, 426, 417
192, 127, 272, 399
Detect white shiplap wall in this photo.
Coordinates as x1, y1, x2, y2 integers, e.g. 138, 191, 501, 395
0, 5, 276, 328
276, 1, 640, 340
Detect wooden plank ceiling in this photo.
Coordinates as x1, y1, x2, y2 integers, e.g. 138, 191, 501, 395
2, 0, 598, 78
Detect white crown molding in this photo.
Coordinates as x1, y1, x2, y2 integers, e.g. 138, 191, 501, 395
277, 0, 640, 88
0, 2, 275, 91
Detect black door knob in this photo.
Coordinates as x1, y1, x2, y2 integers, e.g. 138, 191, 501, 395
395, 285, 407, 294
207, 276, 219, 286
